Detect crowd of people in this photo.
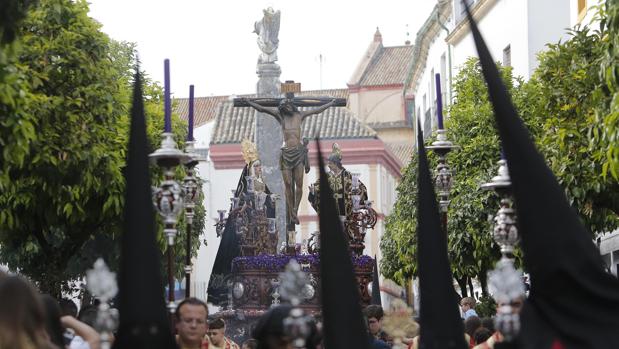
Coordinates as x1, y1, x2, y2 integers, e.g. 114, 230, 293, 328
0, 272, 100, 349
0, 264, 522, 349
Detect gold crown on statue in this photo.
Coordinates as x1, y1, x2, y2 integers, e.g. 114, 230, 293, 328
241, 139, 259, 165
328, 143, 342, 163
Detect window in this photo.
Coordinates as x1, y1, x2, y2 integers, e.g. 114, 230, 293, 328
602, 253, 611, 272
405, 98, 415, 125
503, 45, 511, 67
440, 53, 447, 106
424, 109, 432, 138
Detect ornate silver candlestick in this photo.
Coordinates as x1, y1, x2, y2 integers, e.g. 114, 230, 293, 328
482, 158, 524, 342
427, 129, 458, 233
182, 140, 204, 298
215, 209, 228, 237
279, 260, 313, 348
86, 259, 118, 349
481, 159, 518, 258
149, 132, 189, 314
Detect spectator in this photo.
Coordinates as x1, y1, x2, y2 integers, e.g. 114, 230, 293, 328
0, 275, 58, 349
41, 294, 66, 348
473, 327, 492, 345
460, 297, 479, 320
464, 316, 481, 348
175, 297, 209, 349
58, 298, 78, 318
480, 317, 495, 334
58, 298, 79, 346
363, 304, 389, 343
208, 318, 239, 349
241, 339, 257, 349
473, 298, 523, 349
77, 305, 98, 328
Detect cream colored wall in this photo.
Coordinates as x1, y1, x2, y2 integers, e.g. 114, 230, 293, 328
351, 89, 404, 124
348, 90, 361, 117
375, 128, 414, 144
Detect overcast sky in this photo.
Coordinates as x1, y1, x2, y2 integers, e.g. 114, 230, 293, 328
88, 0, 437, 98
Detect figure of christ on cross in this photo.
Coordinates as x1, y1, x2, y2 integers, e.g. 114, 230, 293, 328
238, 95, 343, 230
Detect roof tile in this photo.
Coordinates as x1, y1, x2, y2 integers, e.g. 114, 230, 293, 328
210, 89, 375, 144
358, 45, 414, 87
385, 141, 414, 166
174, 95, 229, 128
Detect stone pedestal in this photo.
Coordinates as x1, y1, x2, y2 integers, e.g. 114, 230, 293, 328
255, 62, 287, 245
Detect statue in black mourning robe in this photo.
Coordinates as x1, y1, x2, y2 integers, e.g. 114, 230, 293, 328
208, 140, 276, 305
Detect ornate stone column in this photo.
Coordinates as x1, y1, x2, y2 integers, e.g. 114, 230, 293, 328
255, 18, 286, 245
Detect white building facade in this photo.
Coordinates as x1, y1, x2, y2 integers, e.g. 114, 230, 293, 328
409, 0, 575, 137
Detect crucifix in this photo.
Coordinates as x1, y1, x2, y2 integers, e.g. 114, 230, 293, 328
234, 81, 347, 240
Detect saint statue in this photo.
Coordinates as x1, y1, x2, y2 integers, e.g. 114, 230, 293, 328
308, 143, 369, 221
241, 97, 337, 229
254, 7, 280, 64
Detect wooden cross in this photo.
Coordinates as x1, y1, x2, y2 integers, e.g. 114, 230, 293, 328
233, 80, 347, 108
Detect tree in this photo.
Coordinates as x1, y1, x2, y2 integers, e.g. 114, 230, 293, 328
381, 59, 522, 295
382, 20, 619, 294
598, 0, 619, 179
531, 26, 619, 233
0, 0, 37, 187
0, 0, 204, 296
381, 154, 419, 285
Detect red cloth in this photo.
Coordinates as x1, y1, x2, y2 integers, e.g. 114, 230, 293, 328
550, 339, 564, 349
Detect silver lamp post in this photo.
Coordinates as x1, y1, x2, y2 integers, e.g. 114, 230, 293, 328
149, 131, 189, 314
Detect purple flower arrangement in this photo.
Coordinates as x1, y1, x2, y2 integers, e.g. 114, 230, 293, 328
231, 253, 374, 273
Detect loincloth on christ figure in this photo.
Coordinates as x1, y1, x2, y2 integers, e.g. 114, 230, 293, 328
280, 143, 310, 173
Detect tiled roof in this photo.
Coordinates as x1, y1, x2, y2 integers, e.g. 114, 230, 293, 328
358, 45, 414, 87
174, 95, 229, 128
174, 90, 349, 129
211, 89, 375, 145
386, 141, 414, 167
295, 88, 349, 99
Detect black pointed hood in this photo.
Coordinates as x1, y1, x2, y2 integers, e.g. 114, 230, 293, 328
463, 3, 619, 348
113, 71, 177, 349
317, 139, 370, 349
371, 256, 382, 306
416, 125, 467, 349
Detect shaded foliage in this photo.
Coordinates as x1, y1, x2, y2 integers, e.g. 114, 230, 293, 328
382, 19, 619, 294
598, 0, 619, 179
0, 0, 204, 296
531, 26, 618, 232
